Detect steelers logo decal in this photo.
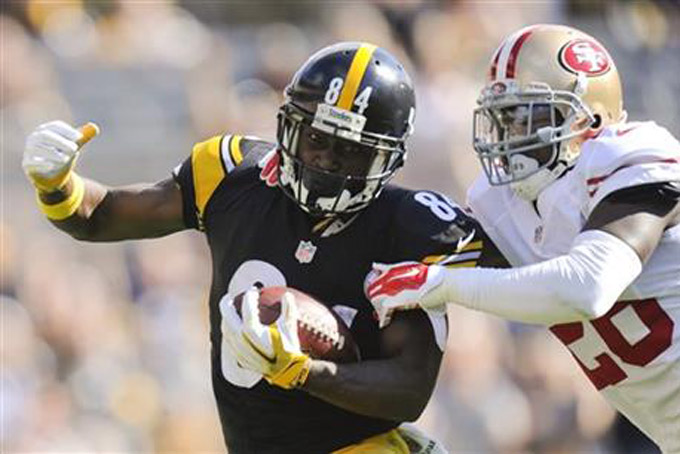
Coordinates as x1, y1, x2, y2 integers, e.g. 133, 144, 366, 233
559, 38, 611, 76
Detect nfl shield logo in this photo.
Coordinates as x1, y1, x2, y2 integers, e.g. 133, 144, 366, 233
295, 240, 317, 264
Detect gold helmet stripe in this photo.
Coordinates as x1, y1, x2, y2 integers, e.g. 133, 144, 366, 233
336, 43, 377, 110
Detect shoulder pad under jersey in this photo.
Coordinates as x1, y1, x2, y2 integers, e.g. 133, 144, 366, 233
390, 188, 491, 267
172, 134, 274, 229
577, 122, 680, 211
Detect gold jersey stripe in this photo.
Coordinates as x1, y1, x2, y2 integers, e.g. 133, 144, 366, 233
336, 43, 377, 110
422, 247, 482, 265
191, 135, 225, 218
230, 135, 243, 165
460, 240, 483, 252
422, 256, 480, 266
312, 217, 334, 234
422, 254, 447, 265
445, 261, 478, 268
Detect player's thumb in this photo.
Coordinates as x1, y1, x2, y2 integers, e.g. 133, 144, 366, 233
76, 122, 100, 148
364, 263, 388, 296
279, 292, 300, 345
371, 262, 391, 273
242, 289, 263, 332
281, 292, 299, 323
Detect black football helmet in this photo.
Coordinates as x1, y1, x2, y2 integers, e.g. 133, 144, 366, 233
277, 42, 416, 216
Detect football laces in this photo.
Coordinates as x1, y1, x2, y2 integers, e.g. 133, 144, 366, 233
298, 312, 341, 347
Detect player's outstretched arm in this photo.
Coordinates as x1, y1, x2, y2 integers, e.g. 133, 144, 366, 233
368, 183, 680, 325
23, 121, 185, 241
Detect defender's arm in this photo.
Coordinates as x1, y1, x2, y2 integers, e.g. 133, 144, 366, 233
436, 184, 680, 322
369, 184, 679, 325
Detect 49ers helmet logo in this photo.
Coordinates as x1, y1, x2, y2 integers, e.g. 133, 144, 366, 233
559, 38, 611, 76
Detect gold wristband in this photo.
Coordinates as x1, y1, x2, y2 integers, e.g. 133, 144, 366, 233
30, 166, 74, 192
37, 173, 85, 220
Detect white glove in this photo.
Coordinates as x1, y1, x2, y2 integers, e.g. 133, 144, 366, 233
365, 262, 448, 328
23, 120, 97, 191
221, 289, 311, 389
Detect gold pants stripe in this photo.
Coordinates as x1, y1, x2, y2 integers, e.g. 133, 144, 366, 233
332, 429, 409, 454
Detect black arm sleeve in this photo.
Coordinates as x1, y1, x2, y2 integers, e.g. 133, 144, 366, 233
601, 182, 680, 215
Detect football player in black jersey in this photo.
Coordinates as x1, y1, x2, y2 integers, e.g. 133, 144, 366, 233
23, 42, 502, 454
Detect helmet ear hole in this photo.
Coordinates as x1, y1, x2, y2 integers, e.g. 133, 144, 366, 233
590, 114, 603, 130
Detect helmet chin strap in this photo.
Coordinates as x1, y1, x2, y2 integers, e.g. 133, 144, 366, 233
510, 112, 586, 202
509, 154, 568, 202
311, 178, 380, 214
510, 167, 558, 201
315, 188, 353, 213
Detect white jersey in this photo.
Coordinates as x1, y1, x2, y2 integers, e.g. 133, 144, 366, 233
467, 121, 680, 452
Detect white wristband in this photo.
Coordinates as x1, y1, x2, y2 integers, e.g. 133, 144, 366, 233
440, 230, 643, 324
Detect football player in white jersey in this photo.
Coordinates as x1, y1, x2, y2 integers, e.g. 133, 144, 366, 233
366, 24, 680, 453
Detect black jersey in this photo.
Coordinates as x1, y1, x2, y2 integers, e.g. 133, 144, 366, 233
173, 134, 497, 454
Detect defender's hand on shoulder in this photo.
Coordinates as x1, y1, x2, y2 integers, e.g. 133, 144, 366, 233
23, 120, 98, 191
365, 262, 448, 328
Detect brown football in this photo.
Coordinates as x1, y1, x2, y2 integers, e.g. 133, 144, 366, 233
233, 286, 360, 363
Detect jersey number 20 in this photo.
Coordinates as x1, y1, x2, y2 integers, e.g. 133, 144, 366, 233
550, 298, 673, 390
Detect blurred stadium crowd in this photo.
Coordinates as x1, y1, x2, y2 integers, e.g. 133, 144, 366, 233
2, 1, 679, 452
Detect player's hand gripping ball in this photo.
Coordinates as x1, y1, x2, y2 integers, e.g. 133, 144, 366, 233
222, 287, 359, 389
